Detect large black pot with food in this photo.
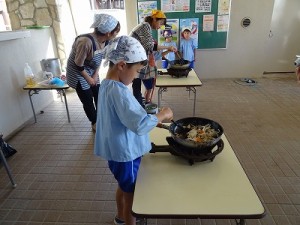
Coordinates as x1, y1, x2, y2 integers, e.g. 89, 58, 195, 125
169, 59, 190, 69
155, 117, 224, 164
160, 59, 191, 77
159, 117, 223, 148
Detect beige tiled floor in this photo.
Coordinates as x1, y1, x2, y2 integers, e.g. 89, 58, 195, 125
1, 74, 300, 225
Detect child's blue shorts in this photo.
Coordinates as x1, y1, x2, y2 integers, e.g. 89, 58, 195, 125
189, 60, 194, 69
142, 78, 154, 90
108, 157, 142, 193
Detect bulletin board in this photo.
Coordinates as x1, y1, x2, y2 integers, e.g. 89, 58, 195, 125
136, 0, 231, 49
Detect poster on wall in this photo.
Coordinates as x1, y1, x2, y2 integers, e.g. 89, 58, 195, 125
217, 14, 229, 32
137, 1, 157, 23
161, 0, 190, 12
180, 18, 199, 48
203, 14, 214, 31
195, 0, 212, 13
218, 0, 231, 15
158, 19, 180, 47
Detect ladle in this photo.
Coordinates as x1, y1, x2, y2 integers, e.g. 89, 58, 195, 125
171, 119, 190, 132
176, 52, 185, 65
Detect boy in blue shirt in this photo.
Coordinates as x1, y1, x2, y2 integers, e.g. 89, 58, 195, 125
180, 27, 197, 68
94, 36, 173, 225
161, 29, 177, 61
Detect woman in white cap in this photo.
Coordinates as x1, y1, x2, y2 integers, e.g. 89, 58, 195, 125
94, 36, 173, 225
66, 14, 120, 132
130, 10, 177, 106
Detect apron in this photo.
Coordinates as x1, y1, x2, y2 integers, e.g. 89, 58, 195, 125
139, 39, 158, 80
67, 34, 104, 90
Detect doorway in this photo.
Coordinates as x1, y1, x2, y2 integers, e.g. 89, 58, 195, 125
70, 0, 128, 36
65, 0, 129, 75
264, 0, 300, 73
0, 0, 11, 31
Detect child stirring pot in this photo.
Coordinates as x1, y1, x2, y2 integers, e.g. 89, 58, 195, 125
94, 36, 173, 225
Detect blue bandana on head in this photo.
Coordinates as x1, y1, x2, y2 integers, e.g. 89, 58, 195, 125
90, 14, 118, 33
103, 36, 147, 66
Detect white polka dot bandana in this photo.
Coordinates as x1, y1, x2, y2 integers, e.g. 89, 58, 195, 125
90, 14, 118, 33
103, 36, 147, 66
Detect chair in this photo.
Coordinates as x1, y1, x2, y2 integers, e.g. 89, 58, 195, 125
0, 134, 17, 188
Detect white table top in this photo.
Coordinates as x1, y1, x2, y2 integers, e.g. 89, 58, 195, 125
132, 127, 265, 219
156, 69, 202, 87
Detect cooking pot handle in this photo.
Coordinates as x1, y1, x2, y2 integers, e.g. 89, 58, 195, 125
156, 123, 170, 130
149, 143, 171, 153
210, 139, 224, 159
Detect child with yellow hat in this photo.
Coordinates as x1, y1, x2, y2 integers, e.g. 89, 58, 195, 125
130, 10, 177, 106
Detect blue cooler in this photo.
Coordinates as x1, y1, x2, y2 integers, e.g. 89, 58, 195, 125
161, 60, 168, 69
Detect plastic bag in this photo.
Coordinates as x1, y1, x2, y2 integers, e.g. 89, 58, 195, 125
50, 77, 65, 87
0, 136, 17, 158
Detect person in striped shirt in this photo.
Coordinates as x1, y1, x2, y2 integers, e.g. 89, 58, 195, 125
66, 14, 120, 132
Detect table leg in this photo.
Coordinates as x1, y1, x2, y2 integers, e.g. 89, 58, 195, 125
61, 89, 71, 123
157, 87, 167, 109
158, 87, 162, 109
149, 78, 156, 103
186, 87, 196, 116
139, 218, 147, 225
186, 87, 191, 99
57, 90, 63, 102
235, 219, 245, 225
28, 90, 39, 123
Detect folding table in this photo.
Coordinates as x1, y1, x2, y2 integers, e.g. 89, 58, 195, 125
156, 69, 202, 116
132, 126, 265, 225
23, 83, 70, 123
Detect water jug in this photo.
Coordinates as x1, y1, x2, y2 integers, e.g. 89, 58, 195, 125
24, 63, 36, 86
40, 58, 62, 77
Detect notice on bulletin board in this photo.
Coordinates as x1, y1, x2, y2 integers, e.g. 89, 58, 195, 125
203, 14, 214, 31
195, 0, 212, 13
217, 15, 229, 32
218, 0, 230, 15
161, 0, 190, 12
138, 1, 157, 23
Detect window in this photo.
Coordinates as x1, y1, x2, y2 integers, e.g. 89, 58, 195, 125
90, 0, 124, 10
0, 0, 11, 31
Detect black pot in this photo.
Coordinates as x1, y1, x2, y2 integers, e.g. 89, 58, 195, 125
166, 68, 191, 77
168, 59, 190, 69
150, 137, 224, 165
158, 117, 224, 149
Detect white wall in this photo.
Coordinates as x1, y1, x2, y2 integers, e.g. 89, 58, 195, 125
0, 28, 58, 138
195, 0, 275, 79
